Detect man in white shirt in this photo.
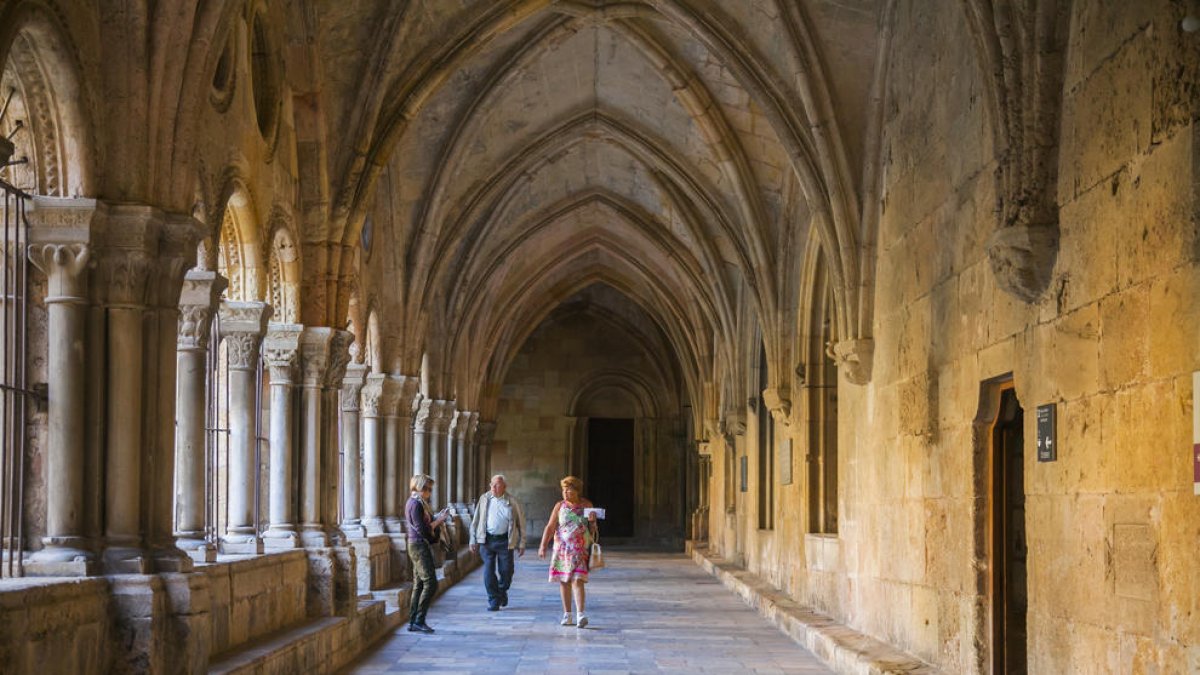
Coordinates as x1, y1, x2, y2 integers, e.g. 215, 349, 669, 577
469, 474, 526, 610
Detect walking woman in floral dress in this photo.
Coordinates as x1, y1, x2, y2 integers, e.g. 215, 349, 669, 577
538, 475, 598, 627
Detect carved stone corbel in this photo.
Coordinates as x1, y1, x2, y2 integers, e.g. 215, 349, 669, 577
831, 339, 874, 385
761, 387, 792, 426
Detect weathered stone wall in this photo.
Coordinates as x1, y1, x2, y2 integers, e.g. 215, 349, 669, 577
0, 578, 111, 674
204, 551, 309, 657
708, 1, 1200, 672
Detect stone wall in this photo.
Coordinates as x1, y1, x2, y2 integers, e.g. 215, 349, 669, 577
0, 578, 111, 674
707, 1, 1200, 672
204, 551, 309, 657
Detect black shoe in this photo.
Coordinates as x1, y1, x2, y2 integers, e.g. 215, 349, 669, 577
500, 591, 509, 607
487, 604, 500, 611
408, 622, 435, 633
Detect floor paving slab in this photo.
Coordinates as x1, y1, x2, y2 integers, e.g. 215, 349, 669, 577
341, 550, 832, 674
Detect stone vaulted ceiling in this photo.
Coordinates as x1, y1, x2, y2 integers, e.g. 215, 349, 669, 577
317, 0, 882, 416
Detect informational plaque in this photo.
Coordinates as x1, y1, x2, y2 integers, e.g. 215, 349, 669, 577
780, 438, 793, 485
1036, 403, 1056, 462
739, 455, 748, 492
1193, 372, 1200, 495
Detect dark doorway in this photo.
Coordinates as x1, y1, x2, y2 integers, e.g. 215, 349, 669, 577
587, 418, 635, 538
990, 386, 1027, 674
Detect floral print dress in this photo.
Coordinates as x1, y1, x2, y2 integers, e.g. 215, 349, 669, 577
548, 501, 591, 583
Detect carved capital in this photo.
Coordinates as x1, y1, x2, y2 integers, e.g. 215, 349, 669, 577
830, 339, 874, 386
26, 196, 100, 245
379, 375, 403, 416
325, 329, 354, 388
341, 363, 368, 412
177, 270, 227, 351
414, 398, 434, 431
431, 401, 455, 434
987, 221, 1060, 304
95, 204, 162, 307
150, 214, 206, 308
476, 421, 497, 447
263, 323, 303, 383
219, 301, 271, 371
299, 327, 333, 386
27, 243, 90, 304
761, 387, 792, 426
361, 374, 387, 417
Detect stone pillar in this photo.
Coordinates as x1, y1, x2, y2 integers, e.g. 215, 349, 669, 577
218, 301, 272, 554
263, 324, 302, 548
452, 411, 474, 510
97, 206, 158, 573
340, 363, 368, 539
360, 373, 387, 534
149, 216, 205, 572
465, 413, 481, 505
429, 401, 453, 508
476, 421, 497, 506
172, 270, 226, 562
447, 411, 464, 506
379, 374, 403, 528
299, 328, 333, 547
26, 240, 93, 570
412, 397, 432, 477
324, 330, 354, 542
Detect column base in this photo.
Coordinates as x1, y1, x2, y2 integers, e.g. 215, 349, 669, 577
175, 534, 217, 563
263, 527, 301, 550
152, 544, 195, 572
102, 545, 153, 574
341, 522, 367, 539
300, 527, 331, 549
220, 535, 264, 555
363, 517, 386, 535
384, 516, 404, 533
24, 553, 97, 577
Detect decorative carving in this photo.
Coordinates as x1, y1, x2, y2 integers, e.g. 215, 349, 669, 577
300, 327, 334, 386
177, 270, 226, 351
263, 323, 303, 384
100, 250, 152, 307
761, 388, 792, 426
414, 398, 434, 431
341, 363, 367, 412
27, 243, 90, 303
431, 401, 454, 434
831, 339, 874, 386
360, 374, 386, 417
223, 333, 261, 370
325, 330, 354, 388
986, 223, 1060, 303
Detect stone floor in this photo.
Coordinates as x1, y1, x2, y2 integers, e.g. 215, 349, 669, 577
342, 550, 833, 674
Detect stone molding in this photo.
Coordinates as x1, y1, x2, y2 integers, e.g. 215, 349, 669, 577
28, 243, 90, 305
430, 401, 454, 434
263, 323, 303, 383
413, 398, 434, 432
150, 214, 205, 310
177, 270, 228, 351
450, 409, 472, 440
341, 363, 368, 412
361, 374, 387, 417
986, 223, 1060, 304
25, 196, 101, 245
830, 339, 874, 386
761, 387, 792, 426
95, 204, 163, 308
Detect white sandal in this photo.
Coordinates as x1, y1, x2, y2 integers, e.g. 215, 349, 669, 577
560, 612, 574, 626
576, 613, 589, 628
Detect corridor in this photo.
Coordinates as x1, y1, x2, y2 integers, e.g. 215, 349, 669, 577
343, 551, 833, 674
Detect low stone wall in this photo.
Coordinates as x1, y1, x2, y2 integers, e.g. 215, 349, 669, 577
0, 577, 112, 674
203, 550, 309, 657
350, 535, 392, 591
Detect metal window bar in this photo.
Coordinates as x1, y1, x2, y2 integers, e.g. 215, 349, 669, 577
0, 178, 29, 578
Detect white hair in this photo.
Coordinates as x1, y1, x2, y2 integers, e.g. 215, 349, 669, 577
490, 474, 507, 484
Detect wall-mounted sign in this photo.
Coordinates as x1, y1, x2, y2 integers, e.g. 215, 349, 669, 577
1036, 403, 1056, 462
1193, 372, 1200, 495
780, 438, 793, 486
740, 455, 748, 492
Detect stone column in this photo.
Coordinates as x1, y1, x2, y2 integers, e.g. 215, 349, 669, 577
150, 215, 205, 572
465, 413, 480, 504
324, 330, 354, 542
299, 328, 333, 547
447, 411, 463, 506
97, 206, 158, 572
26, 240, 92, 569
263, 324, 302, 548
429, 401, 453, 507
476, 421, 497, 505
453, 411, 474, 510
412, 397, 432, 477
381, 375, 408, 532
172, 270, 226, 562
360, 374, 388, 534
218, 301, 272, 554
341, 363, 368, 538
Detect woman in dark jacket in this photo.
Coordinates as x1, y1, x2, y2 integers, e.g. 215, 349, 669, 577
405, 474, 448, 633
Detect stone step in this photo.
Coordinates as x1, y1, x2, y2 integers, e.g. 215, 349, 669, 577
688, 542, 944, 675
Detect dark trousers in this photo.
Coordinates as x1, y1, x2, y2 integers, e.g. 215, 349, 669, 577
480, 534, 514, 607
408, 540, 438, 625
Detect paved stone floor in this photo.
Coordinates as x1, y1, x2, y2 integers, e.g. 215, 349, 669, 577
342, 550, 833, 674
